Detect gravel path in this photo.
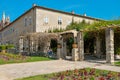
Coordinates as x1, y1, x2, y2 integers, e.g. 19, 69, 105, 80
0, 60, 120, 80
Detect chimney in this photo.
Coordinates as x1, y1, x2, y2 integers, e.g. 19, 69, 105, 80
32, 4, 37, 7
83, 13, 86, 16
71, 10, 75, 14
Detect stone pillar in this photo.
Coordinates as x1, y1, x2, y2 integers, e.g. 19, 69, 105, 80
77, 31, 84, 61
57, 36, 62, 59
60, 38, 64, 59
57, 45, 61, 59
72, 45, 78, 61
30, 38, 34, 53
72, 32, 79, 61
19, 36, 24, 53
31, 41, 34, 52
105, 28, 114, 64
63, 42, 67, 59
35, 40, 38, 52
96, 36, 101, 58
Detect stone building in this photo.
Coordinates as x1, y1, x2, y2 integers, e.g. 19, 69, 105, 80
0, 12, 10, 29
0, 4, 100, 48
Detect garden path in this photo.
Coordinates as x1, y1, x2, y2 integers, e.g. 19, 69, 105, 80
0, 60, 120, 80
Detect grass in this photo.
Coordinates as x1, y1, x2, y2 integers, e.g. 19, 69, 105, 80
0, 53, 54, 65
16, 68, 120, 80
115, 61, 120, 66
16, 74, 52, 80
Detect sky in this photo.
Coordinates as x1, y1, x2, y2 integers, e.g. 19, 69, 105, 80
0, 0, 120, 22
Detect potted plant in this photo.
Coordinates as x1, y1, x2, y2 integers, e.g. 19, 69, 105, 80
72, 43, 77, 48
115, 47, 120, 59
57, 43, 62, 48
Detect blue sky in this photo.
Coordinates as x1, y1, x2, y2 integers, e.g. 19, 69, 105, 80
0, 0, 120, 22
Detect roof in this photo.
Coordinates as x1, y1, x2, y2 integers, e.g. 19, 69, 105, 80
0, 5, 102, 32
35, 6, 102, 21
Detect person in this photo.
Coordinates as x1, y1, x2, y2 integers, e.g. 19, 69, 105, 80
48, 49, 53, 58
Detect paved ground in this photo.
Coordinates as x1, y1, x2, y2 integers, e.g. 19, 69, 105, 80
0, 60, 120, 80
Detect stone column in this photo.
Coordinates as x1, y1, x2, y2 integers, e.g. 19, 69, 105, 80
57, 36, 62, 59
31, 41, 34, 53
105, 28, 114, 64
63, 42, 67, 59
72, 45, 78, 61
19, 36, 24, 53
30, 38, 34, 53
77, 31, 84, 61
57, 45, 61, 59
35, 40, 38, 52
95, 36, 101, 58
72, 32, 79, 61
60, 38, 64, 59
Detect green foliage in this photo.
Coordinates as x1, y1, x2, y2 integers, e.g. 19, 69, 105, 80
66, 37, 74, 54
66, 20, 89, 31
53, 28, 64, 33
0, 45, 6, 50
66, 19, 120, 32
83, 19, 120, 31
48, 29, 52, 33
48, 28, 65, 33
0, 44, 15, 50
115, 61, 120, 66
0, 52, 54, 65
115, 47, 120, 55
6, 44, 15, 49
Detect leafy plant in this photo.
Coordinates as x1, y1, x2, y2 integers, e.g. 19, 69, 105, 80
6, 44, 15, 49
115, 47, 120, 55
0, 45, 7, 50
0, 44, 15, 50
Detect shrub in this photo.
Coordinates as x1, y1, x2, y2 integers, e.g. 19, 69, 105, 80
6, 44, 15, 49
0, 45, 7, 50
0, 44, 15, 51
115, 47, 120, 55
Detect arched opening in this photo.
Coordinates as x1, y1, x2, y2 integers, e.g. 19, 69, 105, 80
50, 39, 57, 54
84, 30, 106, 62
66, 37, 74, 56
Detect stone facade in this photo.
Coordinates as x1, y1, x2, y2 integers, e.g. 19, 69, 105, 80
105, 28, 114, 64
0, 5, 99, 47
0, 9, 35, 46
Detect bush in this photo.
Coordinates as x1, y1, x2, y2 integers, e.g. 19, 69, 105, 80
6, 44, 15, 49
115, 47, 120, 55
0, 45, 7, 50
0, 44, 15, 51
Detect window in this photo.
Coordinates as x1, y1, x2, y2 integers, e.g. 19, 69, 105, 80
67, 20, 71, 25
58, 17, 62, 25
44, 17, 49, 24
24, 17, 27, 26
29, 17, 32, 25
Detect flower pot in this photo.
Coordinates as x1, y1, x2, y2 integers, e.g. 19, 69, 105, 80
72, 43, 77, 48
2, 50, 6, 53
57, 44, 62, 48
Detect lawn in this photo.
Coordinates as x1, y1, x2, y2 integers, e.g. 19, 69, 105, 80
16, 68, 120, 80
0, 52, 54, 65
115, 61, 120, 66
